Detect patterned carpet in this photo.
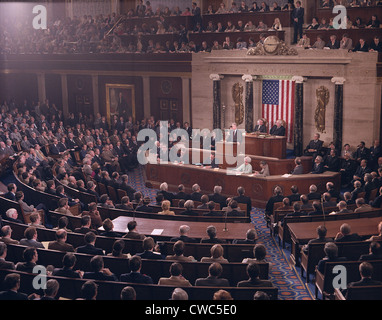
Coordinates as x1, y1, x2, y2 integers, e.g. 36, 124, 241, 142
129, 165, 315, 300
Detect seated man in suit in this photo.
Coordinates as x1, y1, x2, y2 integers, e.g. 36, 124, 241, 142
345, 262, 382, 299
157, 182, 174, 205
0, 242, 15, 270
170, 225, 197, 243
135, 196, 153, 213
291, 157, 304, 175
0, 273, 29, 300
237, 263, 274, 287
195, 262, 230, 287
334, 223, 362, 242
233, 228, 258, 244
74, 215, 98, 235
83, 255, 118, 281
304, 133, 323, 158
354, 198, 372, 213
190, 184, 203, 202
173, 184, 190, 201
48, 229, 75, 252
166, 240, 196, 262
302, 225, 333, 254
19, 226, 45, 249
3, 183, 17, 201
226, 200, 245, 216
253, 118, 267, 133
359, 242, 382, 261
158, 262, 192, 286
317, 242, 347, 274
269, 119, 286, 136
120, 255, 153, 284
336, 201, 352, 214
311, 155, 324, 174
180, 200, 200, 216
265, 186, 284, 217
200, 225, 226, 244
52, 253, 83, 279
136, 236, 164, 259
233, 186, 252, 216
76, 232, 104, 255
123, 220, 145, 240
208, 185, 227, 209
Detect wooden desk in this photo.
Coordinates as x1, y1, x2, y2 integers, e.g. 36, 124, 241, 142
287, 216, 382, 265
109, 215, 253, 242
187, 147, 312, 174
145, 162, 341, 208
216, 134, 287, 159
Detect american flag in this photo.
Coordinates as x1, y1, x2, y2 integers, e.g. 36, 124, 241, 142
262, 79, 295, 143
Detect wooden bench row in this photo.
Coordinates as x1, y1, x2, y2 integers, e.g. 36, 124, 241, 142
300, 240, 382, 283
314, 260, 382, 300
4, 243, 268, 287
0, 269, 278, 300
277, 208, 382, 249
3, 219, 257, 263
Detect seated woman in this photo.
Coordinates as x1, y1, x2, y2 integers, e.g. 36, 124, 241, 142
254, 160, 270, 177
158, 200, 175, 215
306, 17, 319, 30
242, 244, 273, 271
201, 244, 229, 263
233, 156, 253, 174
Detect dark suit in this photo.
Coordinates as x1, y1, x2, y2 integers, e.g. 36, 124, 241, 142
120, 272, 153, 284
237, 278, 274, 287
83, 271, 117, 282
190, 192, 203, 202
3, 191, 16, 201
292, 6, 304, 44
317, 256, 347, 274
53, 267, 81, 278
195, 276, 230, 287
233, 195, 252, 216
0, 258, 15, 270
170, 235, 197, 243
76, 244, 104, 255
335, 233, 362, 242
311, 163, 324, 174
291, 164, 304, 175
136, 250, 164, 260
208, 193, 227, 210
0, 290, 28, 300
304, 139, 323, 157
269, 125, 285, 136
48, 241, 74, 252
253, 124, 266, 133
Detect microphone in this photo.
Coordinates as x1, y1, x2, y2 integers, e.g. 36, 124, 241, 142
223, 208, 228, 232
133, 198, 143, 222
321, 194, 326, 227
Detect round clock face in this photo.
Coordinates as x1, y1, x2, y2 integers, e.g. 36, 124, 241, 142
263, 36, 280, 54
161, 80, 172, 94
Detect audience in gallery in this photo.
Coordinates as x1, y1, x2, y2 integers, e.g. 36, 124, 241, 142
1, 0, 380, 55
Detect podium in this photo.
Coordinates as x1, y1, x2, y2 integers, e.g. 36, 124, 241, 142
216, 134, 287, 159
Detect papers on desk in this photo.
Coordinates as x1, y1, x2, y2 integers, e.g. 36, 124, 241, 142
282, 174, 292, 178
151, 229, 164, 235
213, 168, 220, 171
41, 241, 50, 249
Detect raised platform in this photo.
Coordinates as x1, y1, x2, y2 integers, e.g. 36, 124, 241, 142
144, 162, 341, 208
